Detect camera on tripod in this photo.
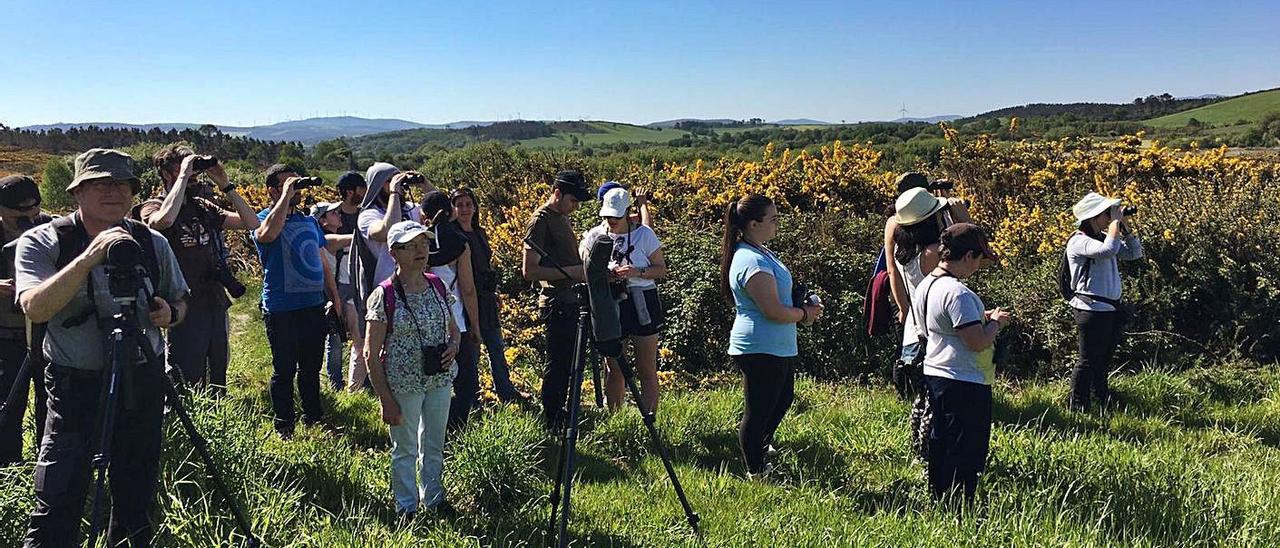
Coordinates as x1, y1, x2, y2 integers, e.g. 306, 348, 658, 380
104, 237, 149, 304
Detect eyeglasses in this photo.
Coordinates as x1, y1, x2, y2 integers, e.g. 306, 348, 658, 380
82, 179, 133, 191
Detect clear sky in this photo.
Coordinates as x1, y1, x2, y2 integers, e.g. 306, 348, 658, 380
2, 0, 1278, 127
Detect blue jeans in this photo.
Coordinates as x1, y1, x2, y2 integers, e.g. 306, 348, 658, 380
324, 333, 344, 391
480, 326, 520, 400
389, 385, 452, 512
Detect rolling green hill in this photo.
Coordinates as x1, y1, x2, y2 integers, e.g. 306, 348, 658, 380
519, 122, 689, 148
1146, 88, 1280, 128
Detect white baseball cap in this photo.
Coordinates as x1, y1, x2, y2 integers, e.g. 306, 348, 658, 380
1072, 192, 1121, 225
599, 187, 632, 218
387, 220, 434, 246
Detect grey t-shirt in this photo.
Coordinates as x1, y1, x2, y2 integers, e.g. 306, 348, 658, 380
914, 275, 994, 385
15, 220, 189, 371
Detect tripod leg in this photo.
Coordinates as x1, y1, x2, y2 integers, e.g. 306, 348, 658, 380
613, 352, 702, 540
87, 328, 127, 548
132, 330, 260, 546
590, 344, 604, 409
551, 309, 591, 548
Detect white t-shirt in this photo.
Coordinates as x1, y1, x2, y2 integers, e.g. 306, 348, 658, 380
358, 205, 421, 285
430, 263, 467, 333
914, 275, 994, 385
578, 223, 661, 289
896, 254, 926, 348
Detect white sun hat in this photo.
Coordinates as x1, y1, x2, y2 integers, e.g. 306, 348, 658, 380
1071, 192, 1121, 225
599, 187, 632, 218
894, 187, 947, 226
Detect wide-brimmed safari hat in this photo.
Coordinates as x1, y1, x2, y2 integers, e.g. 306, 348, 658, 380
1072, 192, 1121, 225
69, 148, 140, 193
894, 187, 947, 226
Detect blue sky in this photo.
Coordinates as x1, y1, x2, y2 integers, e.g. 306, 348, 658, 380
2, 0, 1278, 127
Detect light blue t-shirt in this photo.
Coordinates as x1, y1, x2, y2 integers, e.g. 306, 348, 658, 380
254, 208, 327, 313
728, 243, 797, 357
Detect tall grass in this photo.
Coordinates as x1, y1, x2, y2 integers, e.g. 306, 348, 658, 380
0, 286, 1278, 546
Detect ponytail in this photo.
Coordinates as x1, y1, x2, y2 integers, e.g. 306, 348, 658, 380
719, 194, 774, 303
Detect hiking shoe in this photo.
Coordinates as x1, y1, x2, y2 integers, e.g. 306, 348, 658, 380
429, 499, 459, 520
766, 444, 779, 459
396, 510, 416, 527
747, 463, 776, 482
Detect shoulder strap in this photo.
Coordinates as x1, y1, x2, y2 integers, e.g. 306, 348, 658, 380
1067, 231, 1095, 292
423, 272, 448, 301
51, 214, 86, 270
379, 276, 398, 335
123, 219, 161, 286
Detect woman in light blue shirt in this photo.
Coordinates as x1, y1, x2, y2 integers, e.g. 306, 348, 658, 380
719, 194, 824, 477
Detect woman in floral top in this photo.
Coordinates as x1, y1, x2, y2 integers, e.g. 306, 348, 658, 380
365, 220, 461, 519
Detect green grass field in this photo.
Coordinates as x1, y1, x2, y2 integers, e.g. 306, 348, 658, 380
1146, 88, 1280, 128
2, 286, 1279, 546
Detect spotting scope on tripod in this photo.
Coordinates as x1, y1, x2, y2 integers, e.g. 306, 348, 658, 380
82, 234, 260, 547
526, 234, 702, 547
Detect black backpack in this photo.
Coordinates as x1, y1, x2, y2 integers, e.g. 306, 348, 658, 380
1057, 232, 1092, 302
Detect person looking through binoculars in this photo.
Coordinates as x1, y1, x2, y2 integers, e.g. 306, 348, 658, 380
578, 186, 667, 414
253, 164, 341, 438
139, 145, 260, 395
1064, 192, 1143, 411
15, 148, 189, 546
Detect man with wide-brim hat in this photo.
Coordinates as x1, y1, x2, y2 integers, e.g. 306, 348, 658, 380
1064, 191, 1143, 412
15, 148, 189, 546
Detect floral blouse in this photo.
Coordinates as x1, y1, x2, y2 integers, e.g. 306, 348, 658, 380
366, 283, 457, 394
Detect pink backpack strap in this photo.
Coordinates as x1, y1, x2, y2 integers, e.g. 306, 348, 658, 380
379, 276, 398, 335
423, 272, 448, 301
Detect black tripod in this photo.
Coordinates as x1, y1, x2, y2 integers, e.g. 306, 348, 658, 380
544, 285, 701, 547
84, 268, 259, 547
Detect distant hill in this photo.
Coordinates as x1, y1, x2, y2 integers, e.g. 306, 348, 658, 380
647, 118, 741, 129
1146, 88, 1280, 128
964, 93, 1225, 123
349, 120, 687, 154
891, 115, 962, 123
772, 119, 830, 126
18, 116, 452, 145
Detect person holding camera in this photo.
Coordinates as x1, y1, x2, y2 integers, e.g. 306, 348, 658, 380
364, 220, 460, 520
451, 187, 529, 403
15, 148, 189, 546
253, 165, 341, 438
419, 191, 482, 428
522, 169, 591, 431
913, 223, 1008, 503
140, 145, 260, 395
312, 202, 355, 391
0, 175, 53, 466
578, 186, 667, 413
720, 194, 823, 477
1065, 192, 1143, 411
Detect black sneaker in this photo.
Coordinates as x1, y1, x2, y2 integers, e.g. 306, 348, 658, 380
275, 425, 295, 440
429, 499, 459, 520
397, 511, 416, 527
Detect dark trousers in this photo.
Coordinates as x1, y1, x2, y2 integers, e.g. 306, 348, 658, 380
540, 302, 579, 430
167, 295, 230, 394
448, 334, 480, 428
923, 375, 992, 503
1, 337, 46, 465
1070, 309, 1119, 410
734, 353, 796, 474
264, 306, 326, 432
25, 363, 165, 547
